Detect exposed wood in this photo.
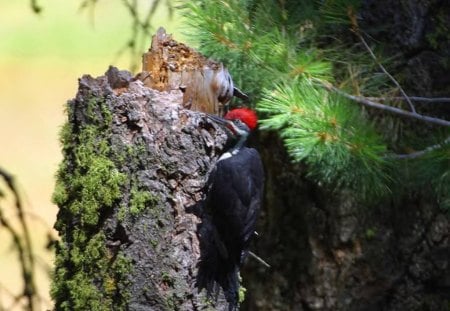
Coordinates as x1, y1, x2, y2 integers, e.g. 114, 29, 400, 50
140, 27, 229, 115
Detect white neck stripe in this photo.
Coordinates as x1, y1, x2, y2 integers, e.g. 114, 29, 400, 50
218, 151, 233, 162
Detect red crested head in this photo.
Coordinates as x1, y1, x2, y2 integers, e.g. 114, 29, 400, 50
224, 108, 258, 131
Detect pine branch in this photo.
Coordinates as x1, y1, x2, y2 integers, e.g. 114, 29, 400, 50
357, 34, 416, 113
319, 81, 450, 127
347, 9, 416, 113
389, 136, 450, 160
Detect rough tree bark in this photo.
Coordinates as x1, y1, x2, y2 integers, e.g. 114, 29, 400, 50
243, 136, 449, 310
51, 66, 231, 310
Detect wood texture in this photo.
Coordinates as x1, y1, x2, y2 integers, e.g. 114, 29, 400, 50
140, 27, 228, 115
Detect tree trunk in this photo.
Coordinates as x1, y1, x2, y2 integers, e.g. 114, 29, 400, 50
52, 66, 229, 310
243, 134, 449, 310
242, 1, 450, 310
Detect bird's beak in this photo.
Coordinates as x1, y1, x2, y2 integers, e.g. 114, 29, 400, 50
206, 114, 229, 127
206, 114, 239, 136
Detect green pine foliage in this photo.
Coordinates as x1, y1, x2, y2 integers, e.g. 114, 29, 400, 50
319, 0, 361, 26
408, 139, 450, 209
183, 0, 449, 205
258, 79, 390, 197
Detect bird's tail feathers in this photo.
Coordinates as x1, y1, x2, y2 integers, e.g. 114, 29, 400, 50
197, 231, 240, 310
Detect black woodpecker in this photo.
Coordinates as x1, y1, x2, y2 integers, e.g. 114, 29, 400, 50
198, 108, 264, 310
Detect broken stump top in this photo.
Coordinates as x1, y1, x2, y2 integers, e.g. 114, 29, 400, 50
140, 27, 228, 115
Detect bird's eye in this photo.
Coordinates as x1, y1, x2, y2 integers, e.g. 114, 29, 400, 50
234, 120, 244, 128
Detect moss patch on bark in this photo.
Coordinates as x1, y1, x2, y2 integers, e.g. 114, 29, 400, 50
51, 95, 131, 310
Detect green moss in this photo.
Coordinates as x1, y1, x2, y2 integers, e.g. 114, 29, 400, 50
161, 271, 174, 286
127, 142, 146, 157
110, 253, 133, 308
238, 274, 246, 304
65, 234, 112, 311
165, 296, 177, 310
114, 141, 148, 168
52, 179, 69, 207
118, 203, 127, 222
117, 184, 158, 221
238, 285, 247, 304
85, 97, 113, 126
365, 227, 376, 240
150, 238, 158, 248
51, 233, 112, 311
104, 276, 117, 296
201, 296, 216, 309
51, 95, 133, 310
53, 123, 126, 229
130, 186, 157, 216
59, 122, 73, 152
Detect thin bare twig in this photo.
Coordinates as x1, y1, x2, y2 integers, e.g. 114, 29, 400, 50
0, 283, 22, 311
15, 195, 36, 310
366, 96, 450, 104
248, 251, 271, 268
78, 0, 99, 26
389, 136, 450, 160
0, 207, 32, 310
319, 81, 450, 127
0, 168, 37, 311
30, 0, 42, 13
121, 0, 153, 34
119, 0, 161, 71
357, 34, 416, 113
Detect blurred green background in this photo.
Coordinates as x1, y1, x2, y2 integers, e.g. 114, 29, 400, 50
0, 1, 181, 309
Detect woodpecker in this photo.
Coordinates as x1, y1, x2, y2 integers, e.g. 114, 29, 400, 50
198, 108, 264, 310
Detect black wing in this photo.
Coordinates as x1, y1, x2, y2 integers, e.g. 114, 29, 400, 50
198, 147, 263, 310
208, 147, 264, 263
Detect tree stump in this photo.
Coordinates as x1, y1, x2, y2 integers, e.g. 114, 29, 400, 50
51, 64, 230, 310
140, 27, 230, 116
